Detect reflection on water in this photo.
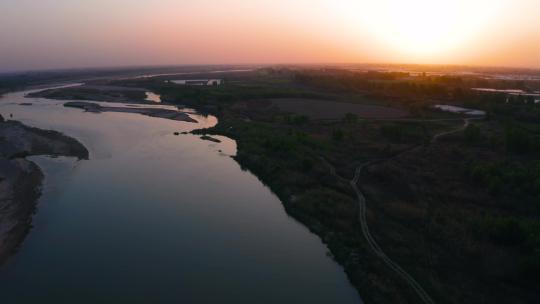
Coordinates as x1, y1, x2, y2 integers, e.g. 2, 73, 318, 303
171, 79, 223, 86
434, 104, 486, 116
472, 88, 526, 93
0, 87, 361, 304
472, 88, 540, 97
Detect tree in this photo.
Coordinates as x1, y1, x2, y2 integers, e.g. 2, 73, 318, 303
332, 129, 344, 141
343, 112, 358, 124
380, 124, 402, 142
505, 126, 532, 154
464, 124, 481, 144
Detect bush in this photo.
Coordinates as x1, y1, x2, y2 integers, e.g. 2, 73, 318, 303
332, 129, 344, 141
263, 134, 297, 154
484, 217, 527, 246
380, 124, 403, 141
301, 158, 314, 172
519, 254, 540, 282
471, 161, 540, 200
505, 126, 540, 154
284, 115, 309, 125
464, 124, 481, 144
408, 102, 428, 117
343, 113, 358, 124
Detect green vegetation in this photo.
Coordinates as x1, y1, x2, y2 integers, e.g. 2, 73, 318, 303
504, 125, 540, 154
192, 69, 540, 303
147, 82, 328, 108
121, 68, 540, 303
15, 66, 540, 303
478, 216, 540, 284
380, 124, 403, 141
332, 128, 344, 141
471, 161, 540, 203
343, 112, 359, 123
191, 113, 415, 303
283, 114, 310, 125
463, 123, 482, 144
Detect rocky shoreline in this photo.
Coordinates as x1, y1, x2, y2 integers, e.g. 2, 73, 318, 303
0, 114, 88, 266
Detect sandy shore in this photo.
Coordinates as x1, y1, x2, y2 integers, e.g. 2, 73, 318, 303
0, 114, 88, 266
64, 101, 197, 122
27, 84, 150, 104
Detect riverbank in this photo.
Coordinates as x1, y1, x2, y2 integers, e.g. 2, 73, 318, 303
13, 67, 540, 303
0, 81, 363, 304
191, 112, 414, 303
179, 70, 539, 303
0, 114, 88, 266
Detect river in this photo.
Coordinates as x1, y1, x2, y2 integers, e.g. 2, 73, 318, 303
0, 87, 361, 303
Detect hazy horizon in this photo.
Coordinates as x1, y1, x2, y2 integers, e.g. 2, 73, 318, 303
1, 0, 540, 72
4, 62, 540, 75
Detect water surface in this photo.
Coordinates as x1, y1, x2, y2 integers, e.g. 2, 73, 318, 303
171, 79, 223, 86
434, 104, 485, 116
472, 88, 540, 97
0, 88, 361, 303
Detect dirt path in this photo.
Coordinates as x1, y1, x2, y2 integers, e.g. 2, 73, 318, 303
350, 163, 435, 304
322, 118, 480, 304
431, 118, 473, 143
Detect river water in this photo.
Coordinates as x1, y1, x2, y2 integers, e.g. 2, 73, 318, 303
0, 87, 361, 303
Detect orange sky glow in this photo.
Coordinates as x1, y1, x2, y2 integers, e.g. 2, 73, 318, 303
1, 0, 539, 71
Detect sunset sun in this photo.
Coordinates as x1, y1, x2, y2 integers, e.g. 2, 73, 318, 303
340, 0, 507, 56
1, 1, 540, 304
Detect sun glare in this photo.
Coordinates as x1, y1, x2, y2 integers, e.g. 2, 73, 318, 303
340, 0, 507, 57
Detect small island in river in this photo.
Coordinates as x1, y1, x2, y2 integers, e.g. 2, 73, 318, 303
64, 101, 197, 123
27, 84, 150, 104
0, 114, 88, 266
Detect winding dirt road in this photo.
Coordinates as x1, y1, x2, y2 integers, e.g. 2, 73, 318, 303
324, 118, 478, 304
431, 118, 474, 143
350, 163, 435, 304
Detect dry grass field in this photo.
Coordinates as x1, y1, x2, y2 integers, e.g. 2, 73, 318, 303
269, 98, 409, 120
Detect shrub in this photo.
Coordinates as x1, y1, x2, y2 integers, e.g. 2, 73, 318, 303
471, 161, 540, 200
380, 124, 402, 141
332, 129, 344, 141
301, 158, 314, 172
483, 217, 527, 246
504, 126, 540, 154
284, 114, 309, 125
343, 113, 358, 124
464, 124, 481, 144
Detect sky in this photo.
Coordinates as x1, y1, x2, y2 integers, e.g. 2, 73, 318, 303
1, 0, 539, 72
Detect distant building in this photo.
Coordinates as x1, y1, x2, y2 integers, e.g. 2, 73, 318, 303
171, 79, 223, 86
